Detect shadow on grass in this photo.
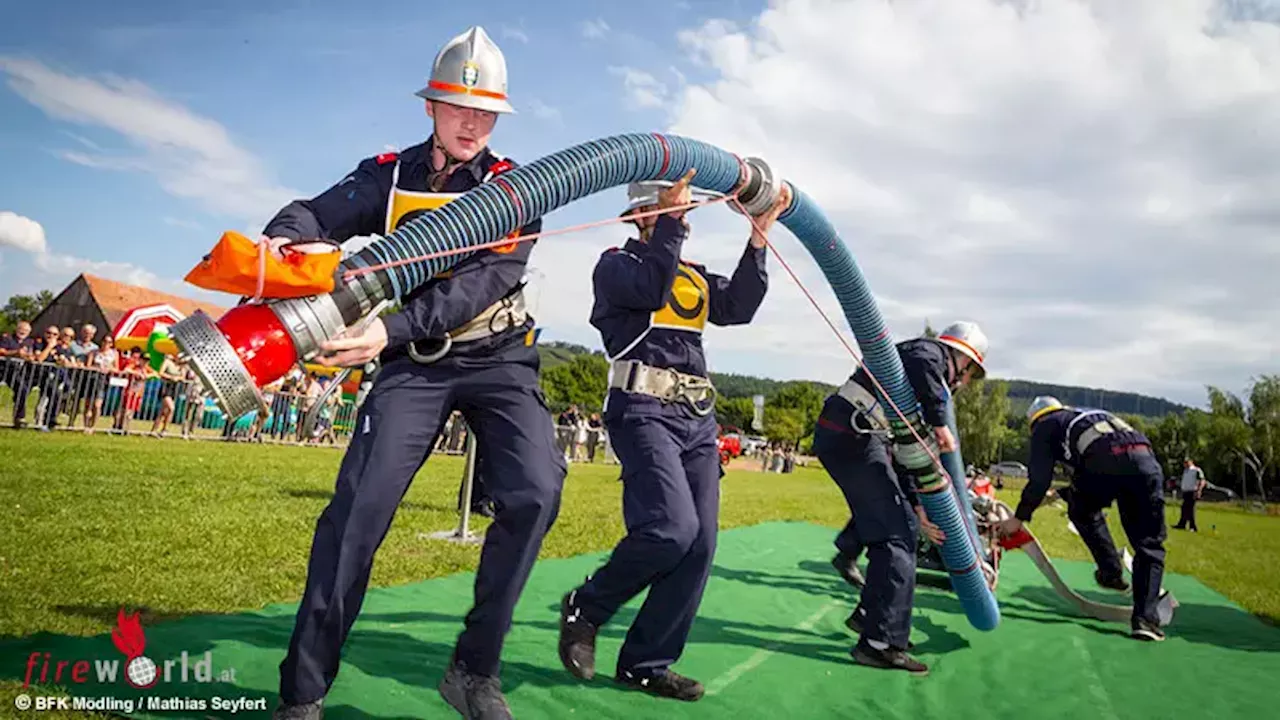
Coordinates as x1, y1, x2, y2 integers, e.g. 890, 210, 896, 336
53, 604, 230, 626
1010, 586, 1280, 651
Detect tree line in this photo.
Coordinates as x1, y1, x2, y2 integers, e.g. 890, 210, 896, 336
536, 340, 1277, 498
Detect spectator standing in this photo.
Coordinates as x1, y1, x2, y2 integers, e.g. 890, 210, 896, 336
1, 321, 36, 427
586, 413, 603, 462
1173, 458, 1206, 532
83, 335, 119, 433
149, 354, 184, 436
33, 325, 73, 430
181, 364, 207, 439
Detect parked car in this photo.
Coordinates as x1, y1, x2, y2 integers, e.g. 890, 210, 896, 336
988, 461, 1028, 478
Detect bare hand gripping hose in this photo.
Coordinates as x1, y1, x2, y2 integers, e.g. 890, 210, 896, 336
169, 131, 1000, 630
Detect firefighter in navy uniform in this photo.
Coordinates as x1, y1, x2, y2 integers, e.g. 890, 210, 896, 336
813, 321, 988, 675
556, 170, 791, 701
263, 27, 566, 720
997, 396, 1170, 642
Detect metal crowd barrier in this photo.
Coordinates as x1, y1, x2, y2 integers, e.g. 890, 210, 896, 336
1, 356, 620, 462
0, 356, 361, 445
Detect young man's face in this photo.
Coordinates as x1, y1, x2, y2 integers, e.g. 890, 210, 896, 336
427, 101, 497, 161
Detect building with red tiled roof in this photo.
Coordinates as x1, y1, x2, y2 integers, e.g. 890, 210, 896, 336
29, 274, 230, 338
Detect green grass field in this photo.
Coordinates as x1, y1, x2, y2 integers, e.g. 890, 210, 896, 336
2, 431, 1278, 718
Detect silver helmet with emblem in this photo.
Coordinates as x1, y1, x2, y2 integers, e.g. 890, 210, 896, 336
415, 26, 515, 114
620, 180, 723, 219
935, 320, 989, 380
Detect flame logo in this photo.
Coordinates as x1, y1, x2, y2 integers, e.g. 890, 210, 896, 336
111, 608, 146, 660
111, 608, 158, 689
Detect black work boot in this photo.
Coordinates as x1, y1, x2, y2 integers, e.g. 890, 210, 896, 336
438, 658, 512, 720
845, 606, 914, 649
1130, 618, 1166, 643
558, 590, 599, 680
831, 552, 866, 588
850, 639, 929, 676
271, 699, 323, 720
1095, 569, 1130, 592
615, 668, 705, 701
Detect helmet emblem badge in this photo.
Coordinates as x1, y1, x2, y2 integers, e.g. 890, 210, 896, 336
461, 61, 480, 88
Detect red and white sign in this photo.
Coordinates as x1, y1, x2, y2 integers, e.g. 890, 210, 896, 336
112, 304, 185, 339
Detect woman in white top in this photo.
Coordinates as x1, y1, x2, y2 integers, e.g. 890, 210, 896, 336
83, 336, 120, 433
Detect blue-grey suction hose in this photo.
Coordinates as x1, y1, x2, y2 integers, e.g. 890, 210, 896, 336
331, 132, 1001, 630
942, 389, 991, 565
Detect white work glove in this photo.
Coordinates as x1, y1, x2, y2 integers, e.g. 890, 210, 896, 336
260, 236, 340, 260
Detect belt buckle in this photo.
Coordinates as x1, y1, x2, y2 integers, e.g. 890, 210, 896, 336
674, 375, 716, 416
617, 360, 642, 394
407, 334, 452, 364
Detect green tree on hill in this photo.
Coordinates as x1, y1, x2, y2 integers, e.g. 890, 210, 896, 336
954, 379, 1015, 467
1, 290, 54, 334
715, 395, 754, 431
540, 354, 609, 413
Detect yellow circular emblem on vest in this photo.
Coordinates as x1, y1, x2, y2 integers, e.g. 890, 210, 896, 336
651, 264, 710, 332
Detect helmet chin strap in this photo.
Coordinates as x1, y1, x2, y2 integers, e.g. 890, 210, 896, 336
945, 347, 962, 390
428, 133, 467, 191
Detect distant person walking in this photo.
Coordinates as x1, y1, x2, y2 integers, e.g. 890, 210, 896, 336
1173, 459, 1206, 532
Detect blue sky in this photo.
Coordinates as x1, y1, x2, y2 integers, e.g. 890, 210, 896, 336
3, 1, 1278, 406
0, 0, 729, 295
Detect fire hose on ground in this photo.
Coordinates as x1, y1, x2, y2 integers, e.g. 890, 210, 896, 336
996, 503, 1178, 627
169, 132, 1002, 631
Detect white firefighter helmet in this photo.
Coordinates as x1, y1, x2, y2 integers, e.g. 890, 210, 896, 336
415, 26, 515, 114
935, 320, 988, 380
620, 180, 722, 219
1027, 395, 1065, 424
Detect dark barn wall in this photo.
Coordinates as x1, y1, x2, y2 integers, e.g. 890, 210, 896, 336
29, 277, 110, 336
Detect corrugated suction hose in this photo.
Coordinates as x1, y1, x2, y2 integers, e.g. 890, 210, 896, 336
176, 132, 1000, 629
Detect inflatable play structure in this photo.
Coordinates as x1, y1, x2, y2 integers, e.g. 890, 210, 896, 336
109, 303, 362, 435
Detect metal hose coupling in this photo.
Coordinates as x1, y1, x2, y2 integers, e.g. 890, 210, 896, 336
171, 134, 784, 419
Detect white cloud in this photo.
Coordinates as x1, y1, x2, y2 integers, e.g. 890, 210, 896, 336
32, 251, 161, 289
587, 0, 1280, 405
0, 210, 200, 299
527, 98, 562, 123
0, 57, 299, 227
501, 26, 530, 44
609, 66, 670, 109
581, 19, 610, 39
0, 211, 48, 253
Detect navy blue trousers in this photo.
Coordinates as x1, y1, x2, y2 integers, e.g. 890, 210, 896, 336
279, 347, 566, 703
573, 405, 721, 674
1067, 446, 1168, 626
813, 423, 918, 648
835, 519, 864, 560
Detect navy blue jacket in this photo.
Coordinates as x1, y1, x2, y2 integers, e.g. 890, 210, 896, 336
818, 338, 953, 507
262, 137, 542, 356
823, 338, 952, 431
591, 214, 767, 404
1015, 407, 1152, 521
